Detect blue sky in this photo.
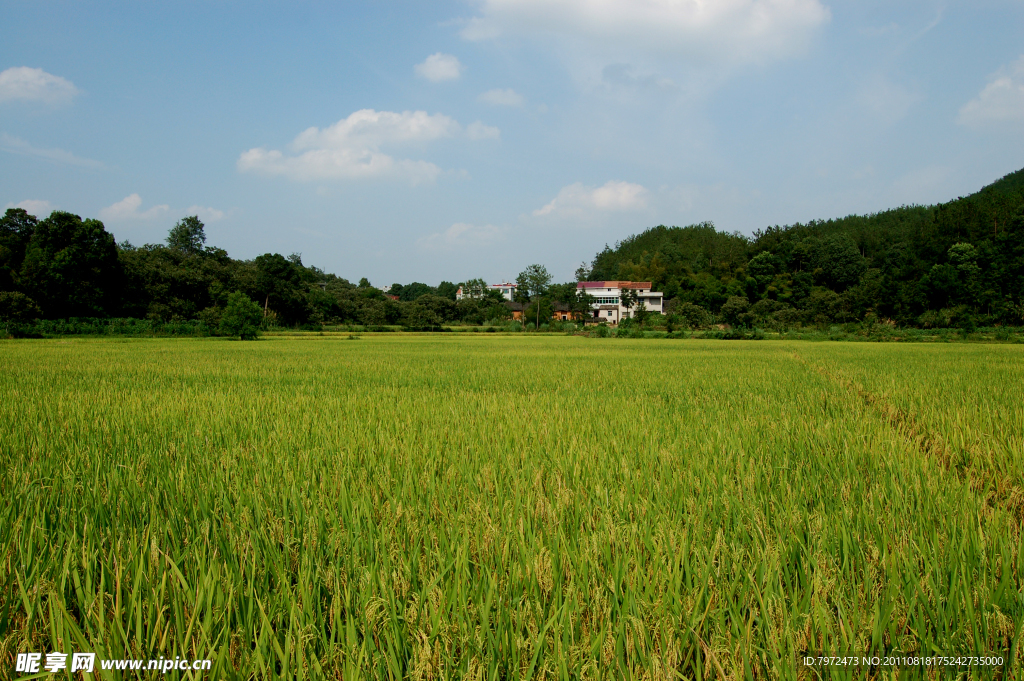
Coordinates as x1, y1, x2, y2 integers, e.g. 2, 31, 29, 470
2, 1, 1023, 286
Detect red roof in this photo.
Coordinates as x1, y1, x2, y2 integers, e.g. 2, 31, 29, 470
577, 281, 652, 289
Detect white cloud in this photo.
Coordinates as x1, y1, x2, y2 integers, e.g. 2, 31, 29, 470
186, 205, 226, 222
0, 67, 79, 105
99, 194, 170, 222
533, 180, 649, 217
415, 53, 464, 82
418, 222, 504, 249
467, 121, 501, 140
4, 199, 55, 217
0, 133, 103, 168
958, 56, 1024, 127
479, 88, 525, 106
238, 109, 497, 183
461, 0, 830, 65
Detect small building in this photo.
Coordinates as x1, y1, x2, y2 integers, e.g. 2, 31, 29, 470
553, 302, 574, 321
457, 282, 518, 301
508, 302, 582, 323
576, 281, 663, 324
491, 283, 517, 301
596, 304, 619, 324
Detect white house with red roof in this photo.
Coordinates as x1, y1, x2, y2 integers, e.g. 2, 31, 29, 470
576, 281, 663, 324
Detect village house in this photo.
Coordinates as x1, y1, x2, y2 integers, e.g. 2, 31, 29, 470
505, 301, 575, 323
456, 282, 518, 301
576, 281, 663, 324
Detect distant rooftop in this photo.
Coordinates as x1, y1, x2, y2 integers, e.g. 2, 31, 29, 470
577, 281, 653, 289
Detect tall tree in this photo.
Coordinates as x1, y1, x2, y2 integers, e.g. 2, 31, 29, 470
253, 253, 308, 324
460, 277, 488, 298
20, 212, 122, 318
0, 208, 38, 291
166, 216, 206, 254
572, 288, 597, 323
436, 281, 459, 301
398, 282, 434, 301
517, 264, 552, 329
619, 287, 638, 320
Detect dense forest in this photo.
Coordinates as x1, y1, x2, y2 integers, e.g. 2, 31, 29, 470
0, 213, 512, 331
2, 166, 1023, 333
586, 167, 1024, 329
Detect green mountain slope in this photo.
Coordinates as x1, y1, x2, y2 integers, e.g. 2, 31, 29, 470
586, 168, 1024, 327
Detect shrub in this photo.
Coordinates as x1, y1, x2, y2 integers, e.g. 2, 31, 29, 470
674, 303, 713, 330
218, 291, 263, 340
720, 297, 751, 327
197, 306, 223, 330
0, 291, 43, 322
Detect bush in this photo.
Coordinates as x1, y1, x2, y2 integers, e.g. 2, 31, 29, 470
720, 297, 751, 327
673, 303, 714, 330
197, 306, 223, 329
768, 307, 802, 331
917, 306, 974, 331
616, 323, 645, 338
218, 291, 263, 340
1, 317, 212, 338
0, 291, 43, 322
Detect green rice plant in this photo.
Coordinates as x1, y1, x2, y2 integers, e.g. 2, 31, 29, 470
0, 336, 1021, 679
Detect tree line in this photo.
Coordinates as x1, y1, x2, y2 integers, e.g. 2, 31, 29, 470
0, 212, 516, 331
584, 167, 1024, 330
2, 165, 1022, 333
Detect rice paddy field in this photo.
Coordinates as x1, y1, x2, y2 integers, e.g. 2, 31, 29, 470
1, 335, 1023, 679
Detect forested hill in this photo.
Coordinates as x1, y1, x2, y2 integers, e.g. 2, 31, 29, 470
2, 167, 1022, 331
587, 167, 1024, 327
0, 214, 508, 329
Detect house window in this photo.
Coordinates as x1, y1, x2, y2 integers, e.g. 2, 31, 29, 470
607, 311, 613, 317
